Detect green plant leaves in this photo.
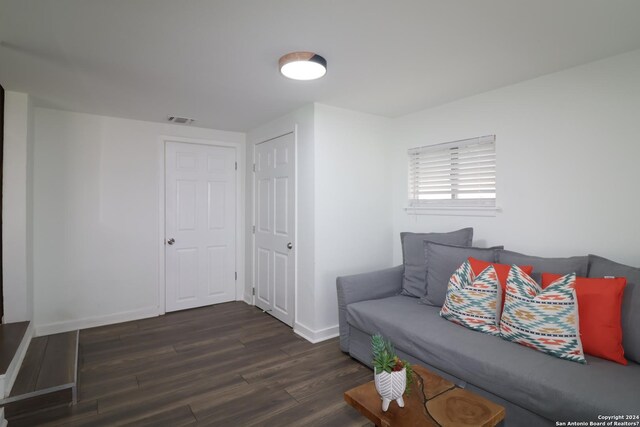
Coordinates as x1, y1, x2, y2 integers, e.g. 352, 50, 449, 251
371, 333, 414, 394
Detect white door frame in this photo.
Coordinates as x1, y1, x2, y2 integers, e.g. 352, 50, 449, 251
251, 128, 298, 325
158, 135, 244, 315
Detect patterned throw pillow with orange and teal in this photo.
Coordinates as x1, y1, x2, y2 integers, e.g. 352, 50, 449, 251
440, 261, 502, 336
500, 265, 585, 363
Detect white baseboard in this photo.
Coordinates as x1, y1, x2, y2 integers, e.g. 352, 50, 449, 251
0, 321, 34, 398
35, 306, 160, 336
243, 292, 254, 305
294, 322, 339, 344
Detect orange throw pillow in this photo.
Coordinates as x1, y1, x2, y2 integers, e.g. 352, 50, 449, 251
542, 273, 627, 365
469, 257, 533, 292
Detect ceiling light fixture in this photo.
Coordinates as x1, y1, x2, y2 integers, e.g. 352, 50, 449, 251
279, 51, 327, 81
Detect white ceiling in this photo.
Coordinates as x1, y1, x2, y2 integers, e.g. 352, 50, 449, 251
2, 1, 640, 132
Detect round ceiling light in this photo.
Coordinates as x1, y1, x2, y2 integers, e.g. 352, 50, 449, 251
279, 51, 327, 80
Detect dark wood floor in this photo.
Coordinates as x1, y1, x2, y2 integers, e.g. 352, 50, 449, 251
11, 331, 78, 397
0, 321, 29, 375
5, 331, 78, 421
13, 302, 373, 426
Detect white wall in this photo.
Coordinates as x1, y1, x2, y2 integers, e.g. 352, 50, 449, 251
2, 91, 34, 322
246, 104, 393, 341
33, 108, 245, 334
313, 104, 393, 333
2, 91, 35, 323
391, 49, 640, 267
245, 104, 317, 335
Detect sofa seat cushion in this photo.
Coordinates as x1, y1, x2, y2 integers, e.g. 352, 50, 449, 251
346, 295, 640, 421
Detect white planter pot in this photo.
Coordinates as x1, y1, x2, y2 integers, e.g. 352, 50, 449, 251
374, 367, 406, 411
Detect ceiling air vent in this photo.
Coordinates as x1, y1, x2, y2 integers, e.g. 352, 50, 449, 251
167, 115, 195, 125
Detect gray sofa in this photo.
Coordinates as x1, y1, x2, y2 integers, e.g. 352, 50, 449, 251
337, 240, 640, 426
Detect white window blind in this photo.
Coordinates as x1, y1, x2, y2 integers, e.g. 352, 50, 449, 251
408, 135, 496, 207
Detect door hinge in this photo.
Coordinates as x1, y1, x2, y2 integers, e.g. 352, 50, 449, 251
252, 225, 255, 234
252, 288, 255, 296
235, 162, 237, 170
235, 272, 237, 281
252, 164, 256, 172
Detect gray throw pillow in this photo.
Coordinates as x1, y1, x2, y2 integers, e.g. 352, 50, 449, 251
421, 242, 499, 307
587, 254, 640, 364
400, 228, 473, 298
497, 250, 588, 284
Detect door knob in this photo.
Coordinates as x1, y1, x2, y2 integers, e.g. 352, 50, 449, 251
167, 238, 175, 245
287, 242, 293, 250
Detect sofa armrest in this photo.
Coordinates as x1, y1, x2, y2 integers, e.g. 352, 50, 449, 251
336, 265, 404, 352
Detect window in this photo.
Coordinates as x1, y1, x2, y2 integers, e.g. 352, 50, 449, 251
408, 135, 496, 208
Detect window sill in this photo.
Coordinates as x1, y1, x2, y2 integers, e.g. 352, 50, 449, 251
404, 206, 501, 217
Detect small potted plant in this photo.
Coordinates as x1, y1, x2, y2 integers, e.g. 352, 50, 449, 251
371, 334, 414, 412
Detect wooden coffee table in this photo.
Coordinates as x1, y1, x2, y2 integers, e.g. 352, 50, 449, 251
344, 365, 505, 427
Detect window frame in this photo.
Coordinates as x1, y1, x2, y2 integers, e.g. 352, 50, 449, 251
407, 135, 497, 210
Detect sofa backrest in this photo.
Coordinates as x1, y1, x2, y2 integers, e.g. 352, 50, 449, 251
497, 250, 588, 284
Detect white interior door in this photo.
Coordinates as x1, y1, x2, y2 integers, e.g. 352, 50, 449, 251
165, 141, 236, 312
254, 133, 295, 326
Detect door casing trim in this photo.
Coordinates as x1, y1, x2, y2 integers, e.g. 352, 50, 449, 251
158, 135, 244, 315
